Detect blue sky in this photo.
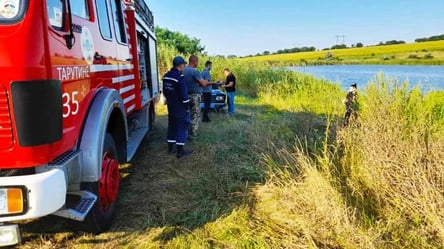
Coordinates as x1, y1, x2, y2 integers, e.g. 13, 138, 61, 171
147, 0, 444, 56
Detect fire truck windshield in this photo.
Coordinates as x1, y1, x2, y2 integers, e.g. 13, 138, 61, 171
0, 0, 25, 23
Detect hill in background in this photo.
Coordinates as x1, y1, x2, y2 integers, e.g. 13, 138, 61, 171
242, 40, 444, 66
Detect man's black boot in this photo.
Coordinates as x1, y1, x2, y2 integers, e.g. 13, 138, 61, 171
168, 143, 176, 154
177, 145, 192, 158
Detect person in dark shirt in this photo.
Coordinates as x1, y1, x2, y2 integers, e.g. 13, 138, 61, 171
343, 83, 359, 126
162, 56, 193, 158
220, 68, 236, 116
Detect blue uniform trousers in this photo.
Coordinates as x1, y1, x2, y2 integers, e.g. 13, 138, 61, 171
167, 106, 189, 145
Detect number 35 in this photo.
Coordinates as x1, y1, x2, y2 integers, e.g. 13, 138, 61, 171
63, 91, 79, 118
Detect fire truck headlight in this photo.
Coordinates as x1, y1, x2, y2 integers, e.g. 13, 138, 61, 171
0, 224, 21, 247
0, 188, 24, 215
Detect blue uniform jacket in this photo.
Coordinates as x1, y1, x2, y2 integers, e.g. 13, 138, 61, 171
162, 68, 190, 114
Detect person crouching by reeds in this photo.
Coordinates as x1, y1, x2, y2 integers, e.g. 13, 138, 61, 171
220, 68, 236, 116
343, 83, 359, 126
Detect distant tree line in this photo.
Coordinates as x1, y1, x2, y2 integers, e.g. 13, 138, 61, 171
253, 46, 315, 56
330, 44, 347, 50
415, 34, 444, 43
274, 46, 316, 54
377, 40, 406, 46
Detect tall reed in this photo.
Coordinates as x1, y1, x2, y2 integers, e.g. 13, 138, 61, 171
258, 74, 444, 248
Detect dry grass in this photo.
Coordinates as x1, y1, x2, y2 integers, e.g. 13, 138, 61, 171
251, 75, 444, 248
18, 101, 264, 248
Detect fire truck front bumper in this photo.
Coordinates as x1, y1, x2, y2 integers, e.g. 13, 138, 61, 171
0, 169, 66, 246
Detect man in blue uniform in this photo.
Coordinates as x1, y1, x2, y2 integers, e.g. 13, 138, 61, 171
162, 56, 192, 158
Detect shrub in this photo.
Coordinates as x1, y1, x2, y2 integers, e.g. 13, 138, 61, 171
325, 52, 334, 60
424, 53, 434, 59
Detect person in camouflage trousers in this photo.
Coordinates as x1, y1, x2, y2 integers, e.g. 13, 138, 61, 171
183, 55, 209, 138
188, 93, 201, 135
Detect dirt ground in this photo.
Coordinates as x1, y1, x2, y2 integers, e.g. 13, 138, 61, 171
17, 108, 244, 248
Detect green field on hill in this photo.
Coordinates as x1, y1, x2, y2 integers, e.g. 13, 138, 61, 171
242, 40, 444, 66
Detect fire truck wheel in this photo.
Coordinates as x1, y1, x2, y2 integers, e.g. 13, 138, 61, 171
73, 133, 120, 233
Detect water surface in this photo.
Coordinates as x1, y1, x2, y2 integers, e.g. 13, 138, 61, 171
287, 65, 444, 92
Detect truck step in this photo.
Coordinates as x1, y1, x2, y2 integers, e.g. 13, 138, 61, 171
53, 191, 97, 221
127, 125, 148, 160
127, 106, 149, 161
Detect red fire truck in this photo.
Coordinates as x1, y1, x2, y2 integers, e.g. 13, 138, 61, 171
0, 0, 159, 246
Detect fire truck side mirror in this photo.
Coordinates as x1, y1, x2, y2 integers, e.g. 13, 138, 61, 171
64, 33, 74, 49
64, 0, 75, 49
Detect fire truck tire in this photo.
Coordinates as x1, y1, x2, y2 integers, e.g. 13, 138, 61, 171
73, 133, 120, 233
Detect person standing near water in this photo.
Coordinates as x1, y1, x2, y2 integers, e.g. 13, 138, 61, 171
343, 83, 359, 126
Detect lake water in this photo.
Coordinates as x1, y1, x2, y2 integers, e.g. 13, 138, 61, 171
287, 65, 444, 92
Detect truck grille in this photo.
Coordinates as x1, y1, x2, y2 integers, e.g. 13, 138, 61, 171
0, 168, 35, 177
0, 86, 13, 150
